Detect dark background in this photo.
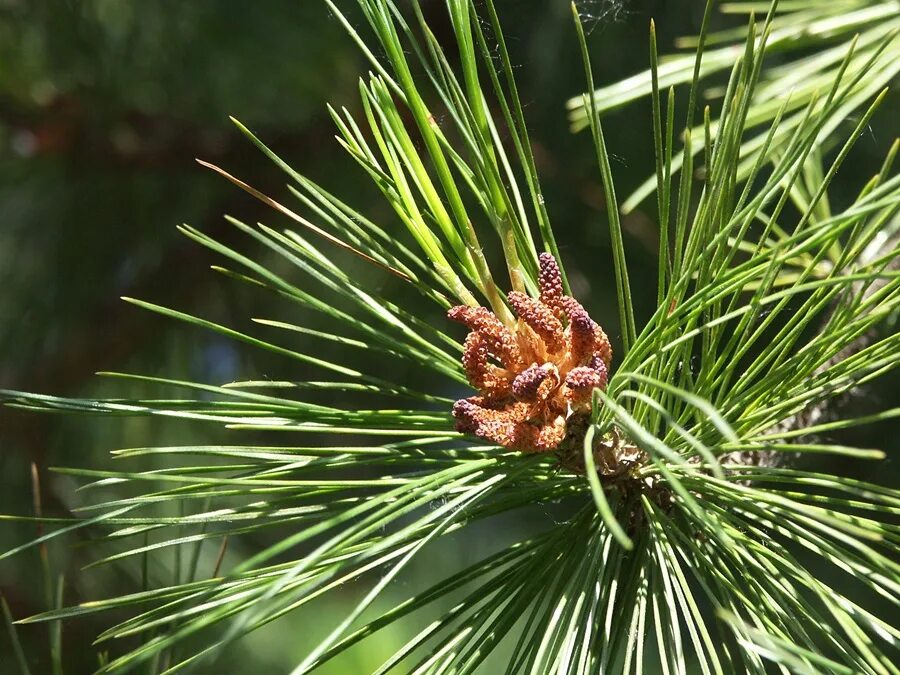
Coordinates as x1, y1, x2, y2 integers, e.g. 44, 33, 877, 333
0, 1, 896, 672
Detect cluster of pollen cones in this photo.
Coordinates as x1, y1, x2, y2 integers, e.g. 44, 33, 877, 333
449, 253, 612, 452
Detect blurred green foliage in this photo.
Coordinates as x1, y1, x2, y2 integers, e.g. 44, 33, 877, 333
0, 1, 895, 672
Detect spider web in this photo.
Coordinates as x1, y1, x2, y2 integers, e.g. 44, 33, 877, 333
574, 0, 631, 35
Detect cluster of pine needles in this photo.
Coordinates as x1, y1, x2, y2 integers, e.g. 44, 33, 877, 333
2, 0, 899, 672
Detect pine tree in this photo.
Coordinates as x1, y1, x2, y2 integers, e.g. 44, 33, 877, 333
3, 1, 898, 672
